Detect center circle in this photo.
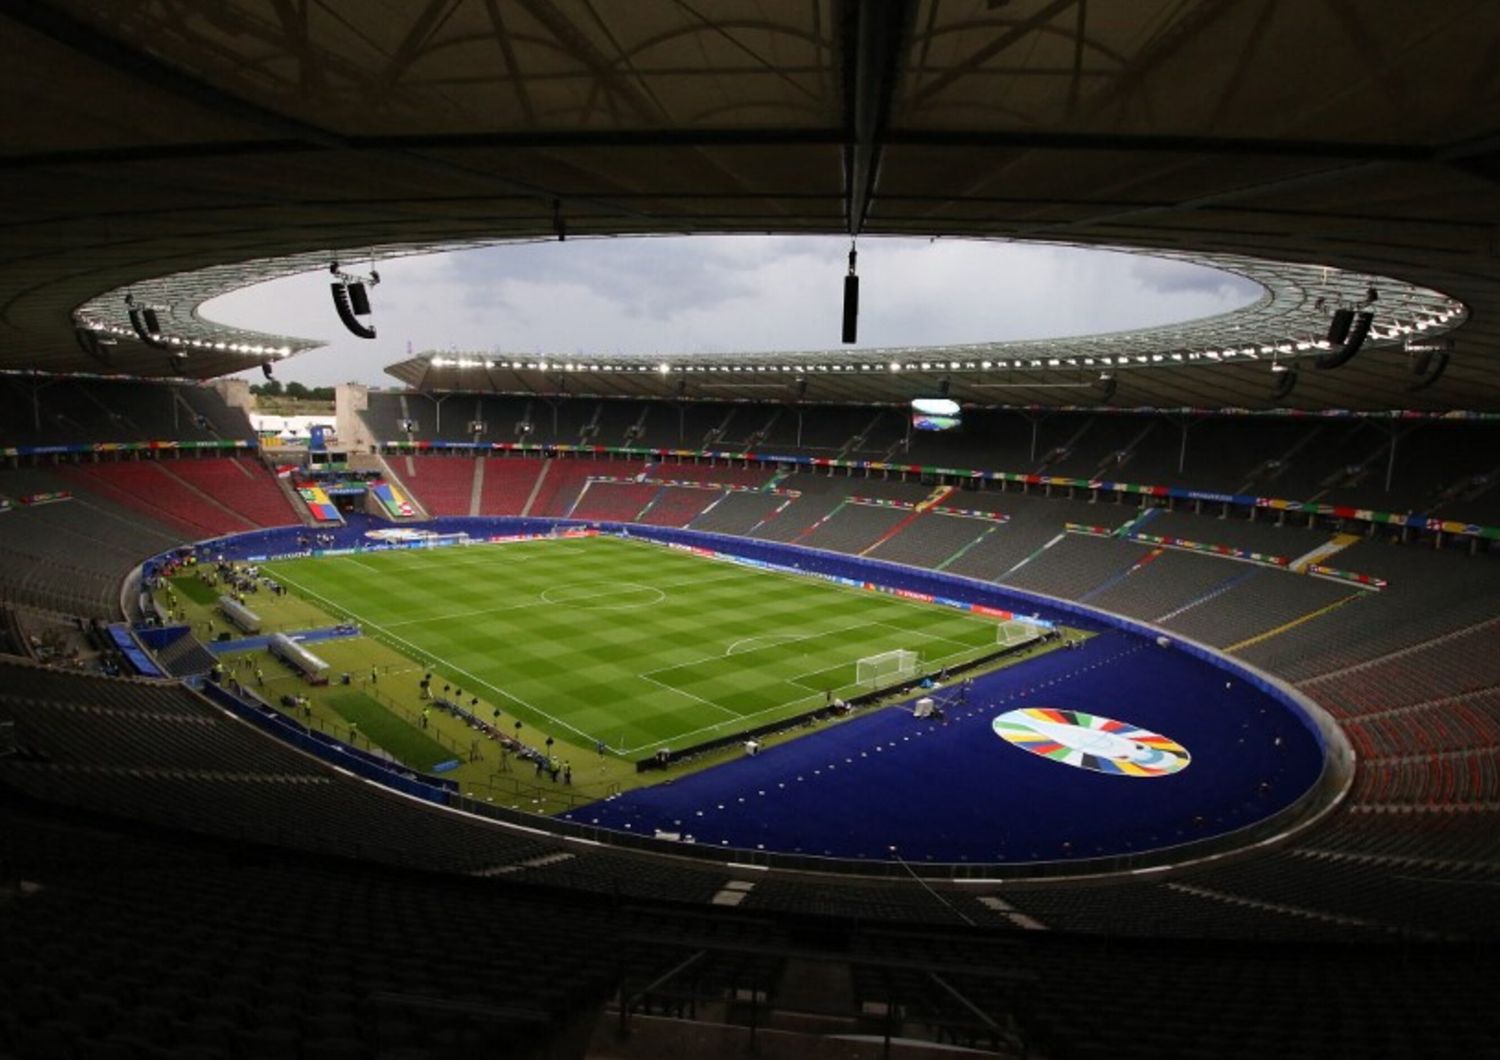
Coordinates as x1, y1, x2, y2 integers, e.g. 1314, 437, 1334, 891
540, 582, 667, 610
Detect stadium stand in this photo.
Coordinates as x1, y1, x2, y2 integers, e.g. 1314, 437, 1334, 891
1154, 568, 1361, 649
57, 460, 254, 540
1083, 549, 1249, 624
476, 455, 547, 516
568, 481, 659, 522
0, 378, 251, 447
1144, 507, 1330, 558
401, 454, 477, 517
0, 469, 183, 618
793, 502, 909, 553
160, 457, 299, 528
526, 458, 638, 518
999, 534, 1152, 599
635, 485, 719, 527
687, 491, 790, 535
9, 7, 1500, 1055
865, 511, 995, 569
747, 491, 848, 542
648, 460, 773, 488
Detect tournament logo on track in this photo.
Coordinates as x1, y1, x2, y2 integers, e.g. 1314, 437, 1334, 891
992, 708, 1190, 777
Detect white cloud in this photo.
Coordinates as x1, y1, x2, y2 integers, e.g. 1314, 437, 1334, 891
202, 236, 1260, 387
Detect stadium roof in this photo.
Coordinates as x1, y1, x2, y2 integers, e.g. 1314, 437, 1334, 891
3, 1, 1499, 409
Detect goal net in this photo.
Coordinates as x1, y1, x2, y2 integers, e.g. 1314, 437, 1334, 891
997, 616, 1048, 650
856, 649, 919, 688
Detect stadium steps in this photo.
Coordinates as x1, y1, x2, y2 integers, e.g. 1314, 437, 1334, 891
274, 470, 322, 526
521, 458, 553, 516
1163, 883, 1412, 937
1078, 547, 1164, 603
744, 495, 797, 535
1113, 504, 1162, 537
858, 506, 924, 556
996, 531, 1063, 580
935, 523, 999, 570
1152, 568, 1258, 623
1291, 531, 1363, 572
470, 851, 576, 877
1290, 846, 1498, 875
469, 454, 485, 515
976, 895, 1048, 930
1224, 590, 1362, 653
1349, 800, 1500, 814
788, 498, 849, 543
374, 457, 426, 519
21, 762, 331, 782
1299, 615, 1500, 687
710, 880, 755, 906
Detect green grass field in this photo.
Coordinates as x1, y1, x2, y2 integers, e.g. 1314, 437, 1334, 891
326, 692, 455, 772
265, 535, 1023, 758
169, 574, 219, 606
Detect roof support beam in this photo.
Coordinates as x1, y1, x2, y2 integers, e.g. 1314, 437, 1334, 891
840, 0, 917, 236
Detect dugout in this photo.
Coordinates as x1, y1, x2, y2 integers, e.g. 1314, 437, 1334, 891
269, 633, 330, 685
217, 595, 261, 634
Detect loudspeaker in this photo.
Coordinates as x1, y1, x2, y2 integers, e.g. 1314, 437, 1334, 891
1325, 308, 1354, 345
331, 283, 376, 339
1272, 367, 1299, 401
142, 308, 161, 335
841, 274, 859, 344
261, 362, 274, 380
1409, 352, 1449, 392
128, 308, 169, 349
348, 282, 371, 316
1316, 311, 1373, 370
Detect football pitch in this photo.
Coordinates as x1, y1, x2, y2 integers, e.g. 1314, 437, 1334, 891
265, 534, 1016, 758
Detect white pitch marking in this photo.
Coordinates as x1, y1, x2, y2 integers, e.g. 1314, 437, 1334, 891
267, 566, 601, 747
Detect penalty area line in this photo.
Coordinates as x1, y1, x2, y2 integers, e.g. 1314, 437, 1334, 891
268, 567, 602, 748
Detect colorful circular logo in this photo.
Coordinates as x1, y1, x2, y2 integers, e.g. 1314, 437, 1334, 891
992, 708, 1190, 777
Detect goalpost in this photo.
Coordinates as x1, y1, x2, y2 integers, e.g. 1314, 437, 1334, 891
996, 615, 1048, 650
856, 649, 919, 689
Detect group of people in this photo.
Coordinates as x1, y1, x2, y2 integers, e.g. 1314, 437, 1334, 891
296, 531, 339, 549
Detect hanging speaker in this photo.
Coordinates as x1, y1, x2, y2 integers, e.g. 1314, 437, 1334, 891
142, 307, 161, 335
331, 283, 376, 339
261, 362, 274, 380
1408, 352, 1449, 392
841, 274, 859, 344
128, 308, 169, 349
1325, 308, 1354, 345
1316, 311, 1373, 370
348, 282, 371, 316
1272, 367, 1298, 402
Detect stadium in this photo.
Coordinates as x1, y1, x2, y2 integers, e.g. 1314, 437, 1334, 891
1, 3, 1499, 1058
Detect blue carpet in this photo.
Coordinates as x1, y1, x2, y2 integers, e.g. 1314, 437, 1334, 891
561, 630, 1325, 865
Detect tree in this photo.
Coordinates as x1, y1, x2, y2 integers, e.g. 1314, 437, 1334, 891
284, 381, 309, 400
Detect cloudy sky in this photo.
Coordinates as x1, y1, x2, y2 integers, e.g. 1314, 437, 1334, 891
203, 236, 1261, 388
